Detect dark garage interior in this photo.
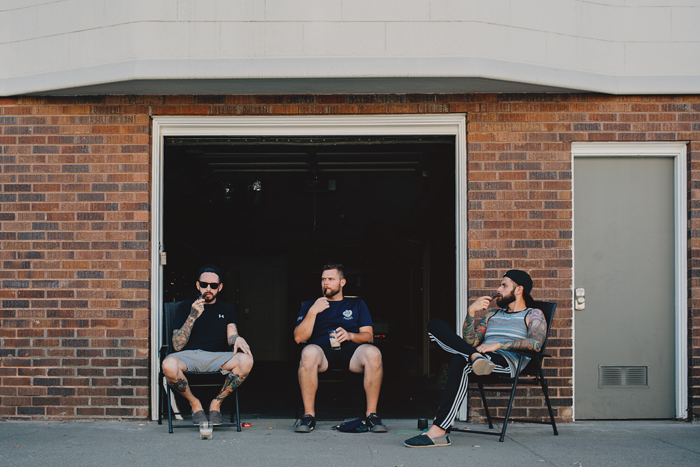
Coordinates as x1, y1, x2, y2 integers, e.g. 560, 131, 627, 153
162, 135, 457, 419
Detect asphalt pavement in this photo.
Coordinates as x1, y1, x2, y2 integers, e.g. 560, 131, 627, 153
0, 418, 698, 467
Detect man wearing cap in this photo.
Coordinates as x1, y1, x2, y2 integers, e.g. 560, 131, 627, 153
162, 265, 254, 426
404, 269, 547, 448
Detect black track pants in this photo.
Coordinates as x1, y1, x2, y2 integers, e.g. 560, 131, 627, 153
427, 318, 512, 429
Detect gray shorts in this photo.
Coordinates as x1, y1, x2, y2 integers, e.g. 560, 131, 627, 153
171, 349, 234, 374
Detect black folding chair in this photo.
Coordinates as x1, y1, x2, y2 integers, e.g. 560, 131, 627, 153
158, 300, 241, 433
450, 300, 559, 442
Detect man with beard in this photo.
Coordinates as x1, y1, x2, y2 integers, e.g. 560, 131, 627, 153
293, 263, 386, 433
162, 265, 254, 426
404, 269, 547, 448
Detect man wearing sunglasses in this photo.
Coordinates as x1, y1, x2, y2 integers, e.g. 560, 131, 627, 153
162, 264, 253, 426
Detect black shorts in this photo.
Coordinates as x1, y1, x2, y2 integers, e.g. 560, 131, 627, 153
318, 342, 361, 371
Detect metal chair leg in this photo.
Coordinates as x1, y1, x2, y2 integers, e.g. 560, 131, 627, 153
478, 383, 494, 429
235, 388, 241, 432
540, 372, 558, 435
158, 374, 164, 425
499, 363, 524, 442
167, 385, 174, 433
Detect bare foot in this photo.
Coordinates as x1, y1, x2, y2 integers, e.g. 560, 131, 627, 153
209, 400, 221, 413
425, 425, 446, 439
190, 400, 204, 414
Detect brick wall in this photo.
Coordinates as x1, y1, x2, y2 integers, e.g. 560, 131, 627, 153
0, 94, 698, 421
463, 94, 700, 422
0, 97, 151, 419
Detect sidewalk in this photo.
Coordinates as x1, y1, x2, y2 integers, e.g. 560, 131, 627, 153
1, 418, 698, 467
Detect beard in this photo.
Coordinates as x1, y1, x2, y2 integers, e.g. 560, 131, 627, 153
496, 291, 516, 308
202, 291, 216, 303
323, 285, 340, 298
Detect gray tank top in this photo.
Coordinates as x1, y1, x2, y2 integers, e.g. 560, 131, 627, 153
483, 308, 532, 376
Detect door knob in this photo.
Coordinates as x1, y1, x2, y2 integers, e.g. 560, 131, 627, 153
574, 288, 585, 311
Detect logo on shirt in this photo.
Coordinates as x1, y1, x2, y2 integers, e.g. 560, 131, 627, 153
342, 310, 353, 320
219, 314, 225, 319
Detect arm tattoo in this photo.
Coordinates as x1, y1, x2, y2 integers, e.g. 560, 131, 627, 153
463, 312, 492, 345
227, 323, 239, 348
172, 312, 198, 352
214, 373, 246, 403
463, 314, 477, 344
169, 377, 188, 394
228, 334, 238, 347
500, 310, 547, 352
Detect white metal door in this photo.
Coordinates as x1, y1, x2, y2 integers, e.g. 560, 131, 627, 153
574, 156, 675, 419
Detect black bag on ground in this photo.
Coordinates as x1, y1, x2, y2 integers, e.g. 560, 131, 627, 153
333, 418, 368, 433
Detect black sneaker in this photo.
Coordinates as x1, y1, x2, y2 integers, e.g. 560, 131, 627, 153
366, 413, 387, 433
294, 414, 316, 433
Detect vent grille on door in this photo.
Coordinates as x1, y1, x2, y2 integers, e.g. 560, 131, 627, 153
599, 366, 648, 388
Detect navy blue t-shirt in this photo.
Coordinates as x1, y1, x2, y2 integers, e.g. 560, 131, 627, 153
295, 297, 373, 346
173, 300, 237, 352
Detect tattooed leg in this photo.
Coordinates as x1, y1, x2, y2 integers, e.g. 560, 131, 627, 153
169, 378, 189, 394
209, 373, 247, 412
163, 356, 203, 413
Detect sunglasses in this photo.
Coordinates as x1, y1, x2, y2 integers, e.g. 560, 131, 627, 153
198, 282, 220, 289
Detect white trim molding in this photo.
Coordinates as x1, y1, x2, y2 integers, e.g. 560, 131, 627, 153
149, 114, 468, 420
571, 142, 689, 420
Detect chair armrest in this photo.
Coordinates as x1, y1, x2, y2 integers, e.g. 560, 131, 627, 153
159, 345, 169, 362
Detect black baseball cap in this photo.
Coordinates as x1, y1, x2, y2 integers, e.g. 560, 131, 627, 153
503, 269, 535, 307
198, 264, 222, 281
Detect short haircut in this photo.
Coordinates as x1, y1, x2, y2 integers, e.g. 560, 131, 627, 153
198, 264, 222, 282
322, 263, 345, 280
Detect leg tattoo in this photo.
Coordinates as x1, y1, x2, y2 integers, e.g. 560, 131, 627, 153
169, 378, 188, 394
214, 373, 246, 403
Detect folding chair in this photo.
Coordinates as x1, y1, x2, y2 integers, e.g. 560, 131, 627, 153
158, 300, 241, 433
450, 300, 559, 442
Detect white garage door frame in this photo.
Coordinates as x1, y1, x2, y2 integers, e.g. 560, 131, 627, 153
571, 141, 688, 420
149, 114, 468, 420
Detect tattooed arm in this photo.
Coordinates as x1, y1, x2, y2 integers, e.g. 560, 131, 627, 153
463, 313, 493, 345
499, 308, 547, 352
172, 299, 204, 352
463, 295, 496, 345
227, 323, 252, 356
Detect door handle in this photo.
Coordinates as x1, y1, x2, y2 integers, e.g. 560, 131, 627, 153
574, 288, 585, 311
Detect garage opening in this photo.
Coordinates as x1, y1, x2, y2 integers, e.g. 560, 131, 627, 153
162, 134, 456, 418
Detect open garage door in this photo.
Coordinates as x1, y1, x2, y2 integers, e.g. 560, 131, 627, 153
162, 134, 456, 417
